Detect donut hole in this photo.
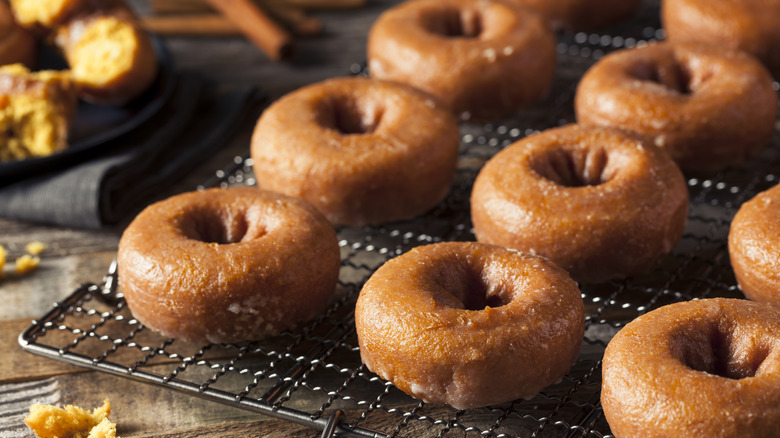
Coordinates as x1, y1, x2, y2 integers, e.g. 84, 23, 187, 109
629, 60, 695, 94
432, 257, 516, 310
674, 323, 771, 379
459, 277, 510, 310
531, 147, 611, 187
421, 7, 484, 38
179, 208, 265, 244
317, 95, 384, 135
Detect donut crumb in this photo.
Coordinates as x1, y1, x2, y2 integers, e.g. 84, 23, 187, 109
0, 245, 6, 278
24, 398, 118, 438
0, 241, 47, 279
25, 241, 46, 255
15, 254, 40, 275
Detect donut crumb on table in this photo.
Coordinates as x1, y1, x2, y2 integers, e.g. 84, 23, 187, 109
15, 253, 40, 274
24, 398, 117, 438
0, 241, 45, 279
25, 241, 46, 255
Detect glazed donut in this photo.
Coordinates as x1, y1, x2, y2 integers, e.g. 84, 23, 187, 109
10, 0, 158, 105
117, 187, 341, 344
0, 1, 37, 68
575, 42, 777, 172
602, 298, 780, 437
505, 0, 642, 31
367, 0, 556, 121
355, 241, 584, 409
471, 124, 688, 283
662, 0, 780, 79
729, 184, 780, 307
251, 76, 460, 227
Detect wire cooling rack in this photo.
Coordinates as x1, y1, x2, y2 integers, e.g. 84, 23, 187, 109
19, 1, 780, 436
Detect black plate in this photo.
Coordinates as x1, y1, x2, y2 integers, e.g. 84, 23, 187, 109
0, 37, 176, 180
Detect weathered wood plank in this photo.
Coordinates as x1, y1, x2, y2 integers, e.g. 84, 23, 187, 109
1, 319, 86, 384
128, 420, 321, 437
1, 251, 117, 320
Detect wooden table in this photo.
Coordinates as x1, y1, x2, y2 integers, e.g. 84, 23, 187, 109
1, 2, 402, 436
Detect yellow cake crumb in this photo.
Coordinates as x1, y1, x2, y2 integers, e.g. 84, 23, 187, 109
25, 240, 47, 255
68, 16, 139, 88
0, 244, 6, 278
86, 418, 117, 438
0, 64, 77, 161
15, 253, 40, 274
9, 0, 75, 28
24, 398, 118, 438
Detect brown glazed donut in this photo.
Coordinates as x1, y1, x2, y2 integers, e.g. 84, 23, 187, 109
0, 1, 37, 68
602, 298, 780, 438
251, 76, 460, 227
729, 184, 780, 307
471, 124, 689, 283
506, 0, 642, 31
575, 41, 777, 172
117, 187, 342, 344
367, 0, 556, 121
662, 0, 780, 79
355, 241, 584, 409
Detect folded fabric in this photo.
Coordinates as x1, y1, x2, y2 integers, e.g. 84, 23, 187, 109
0, 75, 263, 229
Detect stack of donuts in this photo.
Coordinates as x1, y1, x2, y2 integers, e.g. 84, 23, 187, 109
115, 0, 780, 433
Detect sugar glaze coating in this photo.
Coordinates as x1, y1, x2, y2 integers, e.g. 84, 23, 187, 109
356, 241, 585, 409
118, 187, 341, 344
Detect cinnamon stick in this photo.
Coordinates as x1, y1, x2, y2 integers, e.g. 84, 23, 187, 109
143, 10, 322, 38
263, 3, 323, 36
270, 0, 366, 10
149, 0, 213, 14
203, 0, 294, 60
149, 0, 366, 14
142, 15, 239, 36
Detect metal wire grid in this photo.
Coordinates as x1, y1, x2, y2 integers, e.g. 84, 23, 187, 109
18, 1, 780, 436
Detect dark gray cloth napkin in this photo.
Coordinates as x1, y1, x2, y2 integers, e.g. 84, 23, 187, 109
0, 75, 262, 229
